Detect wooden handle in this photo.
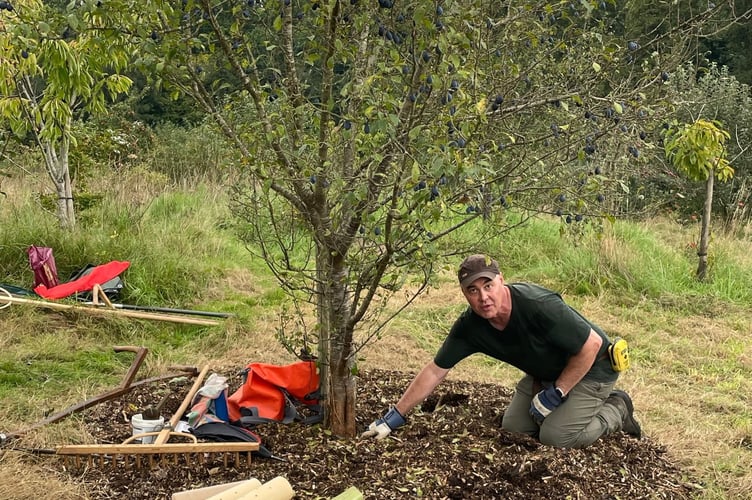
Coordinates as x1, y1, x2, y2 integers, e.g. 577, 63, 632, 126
113, 346, 148, 390
112, 345, 141, 353
122, 431, 198, 445
93, 284, 115, 308
168, 365, 200, 376
0, 295, 219, 326
154, 364, 210, 445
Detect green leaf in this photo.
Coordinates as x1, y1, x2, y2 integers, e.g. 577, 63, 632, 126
67, 14, 80, 30
408, 125, 423, 141
411, 161, 420, 182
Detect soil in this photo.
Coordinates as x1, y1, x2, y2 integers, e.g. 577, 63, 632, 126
61, 369, 696, 499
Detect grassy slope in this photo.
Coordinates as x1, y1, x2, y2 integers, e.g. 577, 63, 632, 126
1, 174, 750, 499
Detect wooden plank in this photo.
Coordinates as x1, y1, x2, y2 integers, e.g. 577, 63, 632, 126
204, 478, 264, 500
172, 479, 262, 500
229, 476, 293, 500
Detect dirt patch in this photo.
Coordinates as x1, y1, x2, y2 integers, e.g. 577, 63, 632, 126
18, 369, 697, 499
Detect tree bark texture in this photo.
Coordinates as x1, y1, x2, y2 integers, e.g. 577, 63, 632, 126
53, 162, 75, 229
43, 123, 76, 229
316, 246, 357, 437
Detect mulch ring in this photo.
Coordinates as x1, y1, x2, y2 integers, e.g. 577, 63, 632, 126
32, 369, 701, 499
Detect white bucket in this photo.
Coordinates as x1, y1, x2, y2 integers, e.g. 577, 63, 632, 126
130, 413, 165, 444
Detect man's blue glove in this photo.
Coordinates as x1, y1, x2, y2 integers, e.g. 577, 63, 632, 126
529, 386, 566, 424
360, 407, 406, 440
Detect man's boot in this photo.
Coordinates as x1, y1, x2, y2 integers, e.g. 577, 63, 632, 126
605, 390, 642, 439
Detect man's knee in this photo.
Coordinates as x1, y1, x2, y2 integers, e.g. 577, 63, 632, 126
501, 411, 538, 437
539, 425, 597, 448
539, 429, 577, 448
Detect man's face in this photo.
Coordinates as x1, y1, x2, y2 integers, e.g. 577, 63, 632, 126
461, 274, 506, 320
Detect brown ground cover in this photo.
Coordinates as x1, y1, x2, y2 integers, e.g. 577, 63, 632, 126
56, 368, 697, 499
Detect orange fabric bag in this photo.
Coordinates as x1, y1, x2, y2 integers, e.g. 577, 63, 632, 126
227, 360, 320, 423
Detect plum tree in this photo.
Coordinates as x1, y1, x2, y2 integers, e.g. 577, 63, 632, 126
125, 0, 744, 437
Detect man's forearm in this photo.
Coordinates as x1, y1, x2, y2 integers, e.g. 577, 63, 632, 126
555, 330, 602, 395
395, 361, 449, 415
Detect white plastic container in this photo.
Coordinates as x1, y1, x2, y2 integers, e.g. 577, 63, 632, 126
130, 413, 165, 444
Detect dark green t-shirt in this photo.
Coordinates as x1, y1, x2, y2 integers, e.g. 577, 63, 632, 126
434, 283, 617, 383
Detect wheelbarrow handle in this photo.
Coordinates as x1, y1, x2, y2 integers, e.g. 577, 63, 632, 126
1, 346, 151, 443
113, 345, 142, 353
167, 365, 200, 377
116, 346, 149, 390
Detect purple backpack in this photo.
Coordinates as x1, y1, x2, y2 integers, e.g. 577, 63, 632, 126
28, 246, 59, 289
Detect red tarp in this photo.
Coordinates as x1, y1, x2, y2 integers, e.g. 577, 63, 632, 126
34, 261, 130, 300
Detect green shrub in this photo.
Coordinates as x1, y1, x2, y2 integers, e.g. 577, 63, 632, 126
147, 122, 237, 183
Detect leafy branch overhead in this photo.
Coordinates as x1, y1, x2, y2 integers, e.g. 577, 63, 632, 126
664, 118, 733, 182
142, 1, 702, 259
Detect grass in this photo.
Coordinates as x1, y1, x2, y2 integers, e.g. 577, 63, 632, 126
1, 171, 751, 498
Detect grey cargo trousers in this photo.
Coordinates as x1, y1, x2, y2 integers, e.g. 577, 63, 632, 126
501, 374, 623, 448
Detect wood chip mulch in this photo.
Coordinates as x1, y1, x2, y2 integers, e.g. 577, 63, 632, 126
49, 369, 699, 499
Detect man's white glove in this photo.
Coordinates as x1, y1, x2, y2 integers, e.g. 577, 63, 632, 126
360, 407, 406, 440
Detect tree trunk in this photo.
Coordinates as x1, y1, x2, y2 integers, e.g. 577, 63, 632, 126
697, 170, 714, 281
42, 125, 76, 229
316, 246, 357, 437
18, 78, 77, 230
326, 347, 357, 437
53, 161, 75, 229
